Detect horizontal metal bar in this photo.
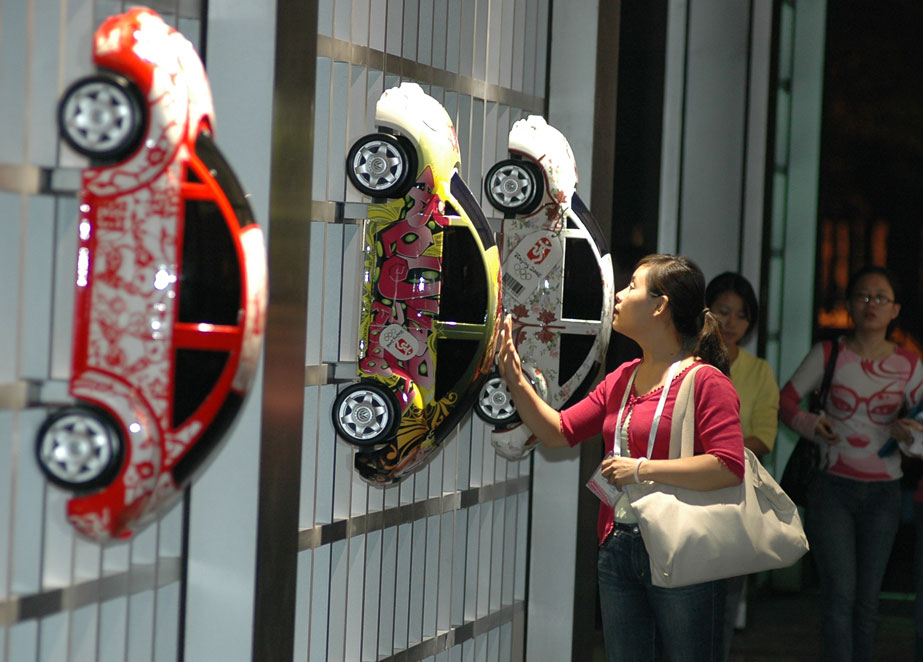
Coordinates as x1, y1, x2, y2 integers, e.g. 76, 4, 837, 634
0, 163, 40, 194
304, 363, 333, 386
0, 558, 181, 625
317, 35, 544, 114
381, 602, 524, 662
0, 164, 81, 195
298, 475, 530, 550
304, 362, 359, 386
309, 200, 368, 224
0, 379, 80, 411
0, 381, 34, 410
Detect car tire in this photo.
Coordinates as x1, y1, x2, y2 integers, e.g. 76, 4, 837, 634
347, 133, 416, 199
35, 406, 125, 493
333, 382, 401, 447
57, 71, 146, 162
475, 372, 520, 426
484, 159, 543, 216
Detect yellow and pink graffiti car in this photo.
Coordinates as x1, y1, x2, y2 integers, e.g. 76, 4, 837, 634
336, 83, 502, 485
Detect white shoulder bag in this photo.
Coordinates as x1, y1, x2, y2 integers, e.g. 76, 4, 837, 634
624, 364, 809, 588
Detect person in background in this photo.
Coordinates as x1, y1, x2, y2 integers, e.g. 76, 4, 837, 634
779, 265, 923, 662
497, 254, 745, 662
888, 395, 923, 662
706, 272, 779, 659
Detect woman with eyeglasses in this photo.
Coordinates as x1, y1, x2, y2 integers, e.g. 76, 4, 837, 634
779, 264, 923, 662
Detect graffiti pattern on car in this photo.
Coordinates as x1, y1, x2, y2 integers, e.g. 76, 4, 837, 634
360, 166, 446, 405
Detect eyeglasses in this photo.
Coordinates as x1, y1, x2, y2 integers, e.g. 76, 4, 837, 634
852, 293, 893, 306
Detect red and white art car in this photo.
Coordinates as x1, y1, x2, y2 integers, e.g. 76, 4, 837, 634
37, 7, 267, 541
480, 116, 614, 459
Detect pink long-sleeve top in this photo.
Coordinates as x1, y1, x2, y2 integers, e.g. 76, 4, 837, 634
779, 338, 923, 482
560, 359, 746, 545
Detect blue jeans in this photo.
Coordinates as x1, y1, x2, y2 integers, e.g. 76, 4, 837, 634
914, 502, 923, 662
597, 525, 725, 662
805, 472, 901, 662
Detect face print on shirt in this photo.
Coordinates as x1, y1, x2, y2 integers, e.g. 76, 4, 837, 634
826, 355, 907, 452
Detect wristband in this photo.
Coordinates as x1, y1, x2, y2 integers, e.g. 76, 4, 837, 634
634, 457, 646, 484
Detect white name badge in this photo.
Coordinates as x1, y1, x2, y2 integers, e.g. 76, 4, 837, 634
502, 231, 563, 304
380, 323, 419, 360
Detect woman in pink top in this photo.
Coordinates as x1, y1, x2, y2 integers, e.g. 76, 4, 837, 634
497, 254, 745, 662
779, 265, 923, 662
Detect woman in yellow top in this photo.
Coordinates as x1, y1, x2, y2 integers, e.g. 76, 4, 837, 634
706, 271, 780, 660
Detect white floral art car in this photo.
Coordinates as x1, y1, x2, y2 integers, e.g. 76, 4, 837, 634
480, 116, 614, 460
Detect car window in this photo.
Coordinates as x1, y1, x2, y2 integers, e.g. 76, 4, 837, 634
450, 173, 496, 250
172, 137, 247, 429
172, 349, 229, 427
571, 193, 609, 255
562, 237, 603, 320
194, 132, 256, 227
437, 225, 488, 324
178, 171, 242, 326
558, 334, 596, 386
433, 339, 479, 401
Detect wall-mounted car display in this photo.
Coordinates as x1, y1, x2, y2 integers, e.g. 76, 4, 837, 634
38, 7, 267, 541
336, 82, 502, 485
480, 115, 614, 460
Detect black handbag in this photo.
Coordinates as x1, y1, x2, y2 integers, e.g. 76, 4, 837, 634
780, 340, 839, 506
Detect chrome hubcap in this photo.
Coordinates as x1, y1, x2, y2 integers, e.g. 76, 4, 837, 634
62, 81, 136, 153
338, 389, 391, 441
39, 413, 115, 484
352, 140, 405, 191
479, 377, 516, 419
490, 164, 533, 206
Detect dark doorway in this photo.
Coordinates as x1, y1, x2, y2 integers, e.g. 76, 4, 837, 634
816, 0, 923, 596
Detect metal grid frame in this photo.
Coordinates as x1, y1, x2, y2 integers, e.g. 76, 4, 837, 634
298, 2, 549, 659
0, 0, 551, 660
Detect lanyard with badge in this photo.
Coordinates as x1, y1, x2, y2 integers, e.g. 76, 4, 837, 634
586, 361, 682, 507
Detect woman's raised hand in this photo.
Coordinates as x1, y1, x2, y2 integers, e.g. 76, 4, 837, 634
496, 314, 524, 387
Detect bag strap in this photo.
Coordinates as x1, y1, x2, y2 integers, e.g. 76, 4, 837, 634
815, 339, 840, 411
668, 363, 712, 459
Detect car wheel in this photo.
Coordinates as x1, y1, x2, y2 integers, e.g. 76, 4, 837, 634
347, 133, 416, 198
57, 71, 146, 162
484, 159, 543, 216
35, 406, 124, 492
475, 372, 520, 425
333, 383, 400, 447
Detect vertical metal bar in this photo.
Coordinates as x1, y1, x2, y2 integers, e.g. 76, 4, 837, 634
737, 0, 756, 273
757, 0, 783, 360
251, 0, 318, 659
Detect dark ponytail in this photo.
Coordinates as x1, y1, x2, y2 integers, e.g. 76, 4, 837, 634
636, 254, 730, 375
695, 309, 730, 375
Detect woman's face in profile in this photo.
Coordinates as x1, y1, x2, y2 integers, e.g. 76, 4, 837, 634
612, 265, 661, 337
